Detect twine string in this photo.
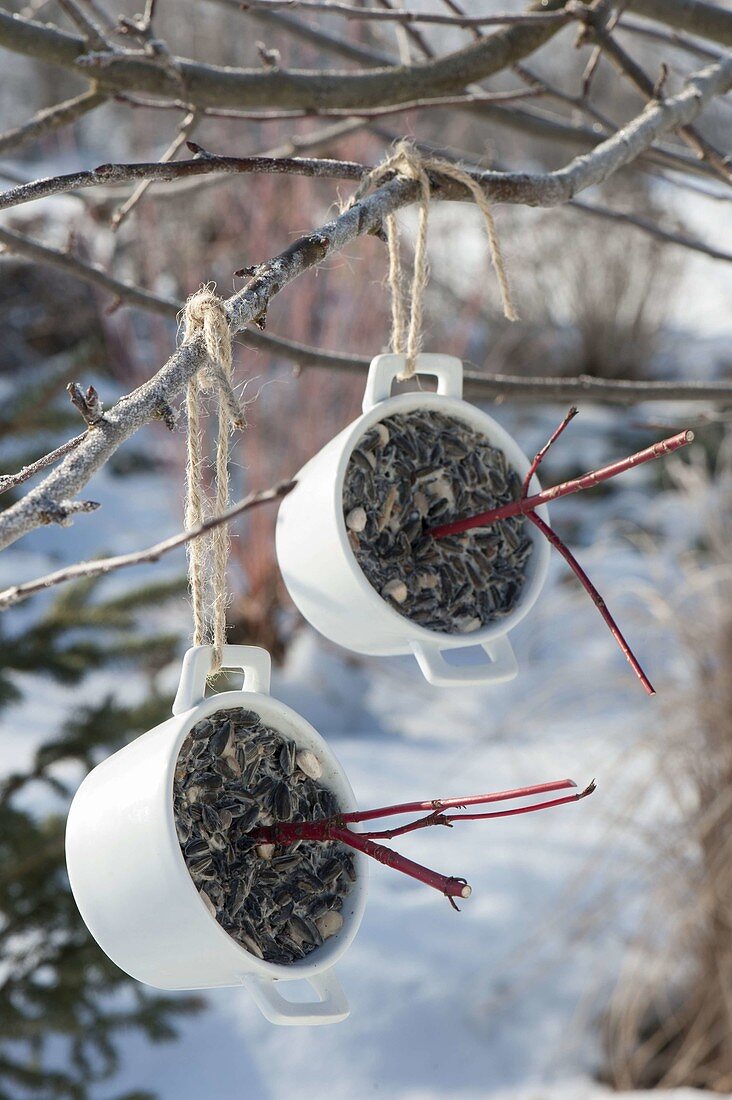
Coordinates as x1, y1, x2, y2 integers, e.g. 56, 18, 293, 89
349, 141, 518, 379
182, 286, 246, 675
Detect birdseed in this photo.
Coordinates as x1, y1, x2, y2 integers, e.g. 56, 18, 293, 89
173, 707, 356, 965
342, 409, 533, 633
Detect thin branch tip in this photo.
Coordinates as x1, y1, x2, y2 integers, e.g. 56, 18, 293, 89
579, 779, 597, 799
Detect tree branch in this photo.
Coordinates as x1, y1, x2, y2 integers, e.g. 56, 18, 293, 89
629, 0, 732, 47
0, 480, 295, 611
3, 224, 731, 403
3, 50, 731, 215
0, 2, 573, 110
0, 87, 107, 157
238, 1, 572, 30
0, 433, 86, 496
4, 221, 732, 411
0, 56, 728, 551
575, 7, 731, 181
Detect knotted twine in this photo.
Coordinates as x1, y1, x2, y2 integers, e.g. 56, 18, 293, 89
181, 286, 246, 675
347, 141, 518, 379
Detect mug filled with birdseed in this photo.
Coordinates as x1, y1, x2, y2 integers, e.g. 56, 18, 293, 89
65, 645, 367, 1026
277, 353, 551, 686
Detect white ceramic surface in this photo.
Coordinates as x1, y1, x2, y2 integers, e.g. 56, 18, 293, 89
276, 353, 550, 687
66, 645, 368, 1026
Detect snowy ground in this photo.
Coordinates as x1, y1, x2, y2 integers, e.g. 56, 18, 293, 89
2, 401, 722, 1100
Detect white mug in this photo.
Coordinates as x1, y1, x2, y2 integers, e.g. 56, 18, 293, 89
276, 353, 550, 687
65, 645, 368, 1026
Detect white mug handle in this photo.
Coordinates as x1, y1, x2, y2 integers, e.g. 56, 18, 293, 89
362, 353, 463, 412
411, 636, 518, 687
242, 970, 350, 1026
172, 645, 272, 715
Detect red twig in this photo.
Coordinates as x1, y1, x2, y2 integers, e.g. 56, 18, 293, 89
428, 417, 692, 694
359, 781, 596, 840
429, 428, 694, 539
522, 405, 578, 498
336, 778, 578, 824
528, 510, 655, 694
252, 777, 596, 905
328, 825, 472, 904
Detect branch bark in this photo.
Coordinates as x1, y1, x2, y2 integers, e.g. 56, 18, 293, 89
0, 87, 106, 156
3, 52, 731, 215
0, 57, 728, 552
0, 481, 295, 611
5, 218, 732, 408
0, 2, 572, 110
3, 224, 732, 403
629, 0, 732, 47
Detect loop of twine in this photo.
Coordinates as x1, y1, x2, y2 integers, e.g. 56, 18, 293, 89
349, 141, 518, 379
181, 286, 246, 675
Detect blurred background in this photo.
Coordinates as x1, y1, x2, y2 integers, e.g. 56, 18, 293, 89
0, 0, 731, 1096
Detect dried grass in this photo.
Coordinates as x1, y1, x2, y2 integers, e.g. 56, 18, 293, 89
603, 442, 732, 1091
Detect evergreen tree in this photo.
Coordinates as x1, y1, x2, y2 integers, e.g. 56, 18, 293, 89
0, 577, 203, 1100
0, 288, 203, 1097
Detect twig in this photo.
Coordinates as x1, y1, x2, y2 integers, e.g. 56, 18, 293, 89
56, 0, 112, 48
0, 481, 295, 611
522, 405, 578, 496
253, 777, 595, 904
0, 434, 86, 496
572, 5, 732, 182
617, 13, 723, 61
628, 0, 732, 49
430, 429, 695, 536
0, 151, 365, 213
3, 225, 732, 403
0, 59, 726, 552
567, 197, 732, 262
337, 778, 579, 823
528, 510, 655, 694
515, 404, 654, 693
360, 783, 596, 839
238, 0, 572, 30
332, 826, 472, 903
0, 88, 107, 157
110, 109, 198, 230
431, 418, 692, 693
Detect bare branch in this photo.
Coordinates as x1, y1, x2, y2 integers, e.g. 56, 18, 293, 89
574, 6, 732, 181
56, 0, 112, 49
239, 0, 572, 30
110, 108, 198, 230
0, 3, 575, 110
619, 13, 723, 60
629, 0, 732, 47
0, 481, 296, 611
0, 56, 728, 551
238, 4, 396, 65
3, 51, 731, 216
24, 84, 545, 130
3, 223, 731, 404
0, 434, 86, 497
0, 151, 365, 213
0, 88, 107, 157
568, 196, 732, 261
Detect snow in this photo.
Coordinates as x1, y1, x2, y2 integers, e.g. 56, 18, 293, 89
4, 427, 715, 1099
2, 129, 729, 1099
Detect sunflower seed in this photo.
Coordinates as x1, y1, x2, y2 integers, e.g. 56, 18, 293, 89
173, 706, 356, 966
342, 409, 532, 635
